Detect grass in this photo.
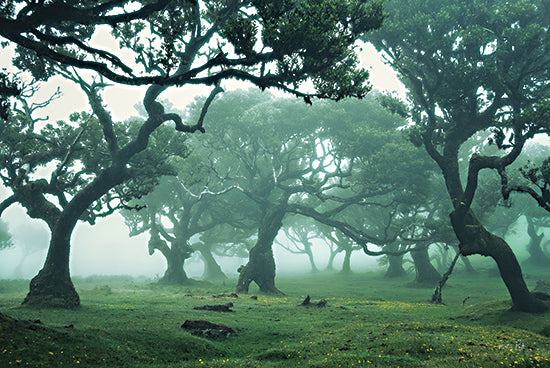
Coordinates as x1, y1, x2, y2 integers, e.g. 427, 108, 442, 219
1, 270, 550, 367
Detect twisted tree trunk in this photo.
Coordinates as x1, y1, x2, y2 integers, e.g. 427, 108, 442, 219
451, 209, 547, 313
236, 205, 285, 294
198, 246, 227, 281
524, 217, 550, 268
410, 245, 441, 286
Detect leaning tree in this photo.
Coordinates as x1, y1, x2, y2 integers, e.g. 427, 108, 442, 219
0, 0, 386, 307
0, 84, 188, 307
368, 0, 550, 312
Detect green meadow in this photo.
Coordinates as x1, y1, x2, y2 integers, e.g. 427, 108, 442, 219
1, 270, 550, 367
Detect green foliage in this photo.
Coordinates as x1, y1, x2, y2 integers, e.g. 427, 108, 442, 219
368, 0, 550, 140
0, 219, 12, 251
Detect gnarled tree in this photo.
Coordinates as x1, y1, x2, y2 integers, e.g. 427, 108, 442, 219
1, 0, 386, 307
368, 0, 550, 312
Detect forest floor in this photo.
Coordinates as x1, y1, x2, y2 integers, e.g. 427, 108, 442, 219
1, 269, 550, 367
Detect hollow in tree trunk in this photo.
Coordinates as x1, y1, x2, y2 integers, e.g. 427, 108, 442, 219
410, 245, 441, 286
236, 205, 285, 294
451, 209, 548, 313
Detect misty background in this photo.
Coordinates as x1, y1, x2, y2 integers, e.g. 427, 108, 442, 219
0, 40, 407, 280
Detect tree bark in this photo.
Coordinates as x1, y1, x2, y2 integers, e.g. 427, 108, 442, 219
325, 248, 339, 271
451, 209, 547, 313
236, 205, 285, 294
199, 247, 227, 281
158, 240, 192, 284
410, 245, 441, 286
385, 254, 407, 278
22, 211, 80, 308
341, 248, 352, 274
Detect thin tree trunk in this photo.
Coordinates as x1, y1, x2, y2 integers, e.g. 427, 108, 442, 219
304, 244, 319, 273
341, 248, 352, 274
326, 248, 338, 271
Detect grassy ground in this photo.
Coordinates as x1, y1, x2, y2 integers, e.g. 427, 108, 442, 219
1, 270, 550, 367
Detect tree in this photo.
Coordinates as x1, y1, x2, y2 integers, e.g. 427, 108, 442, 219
0, 84, 187, 307
1, 0, 386, 307
197, 90, 354, 294
289, 94, 446, 283
193, 212, 258, 282
368, 0, 550, 312
121, 153, 245, 284
276, 216, 322, 273
8, 222, 49, 279
0, 219, 13, 251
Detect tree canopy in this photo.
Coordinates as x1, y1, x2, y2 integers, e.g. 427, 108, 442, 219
0, 0, 387, 308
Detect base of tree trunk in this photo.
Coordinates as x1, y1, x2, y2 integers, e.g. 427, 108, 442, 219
235, 263, 284, 295
158, 274, 193, 285
22, 269, 80, 309
385, 267, 407, 278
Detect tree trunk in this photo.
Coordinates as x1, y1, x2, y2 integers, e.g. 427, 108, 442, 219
304, 244, 319, 273
159, 240, 192, 284
236, 205, 285, 294
21, 166, 127, 308
385, 254, 407, 278
22, 216, 80, 308
199, 247, 227, 281
341, 248, 352, 274
524, 217, 550, 268
451, 209, 547, 313
325, 248, 339, 271
410, 245, 441, 286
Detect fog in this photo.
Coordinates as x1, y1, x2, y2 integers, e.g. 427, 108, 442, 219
0, 39, 401, 282
0, 200, 384, 280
